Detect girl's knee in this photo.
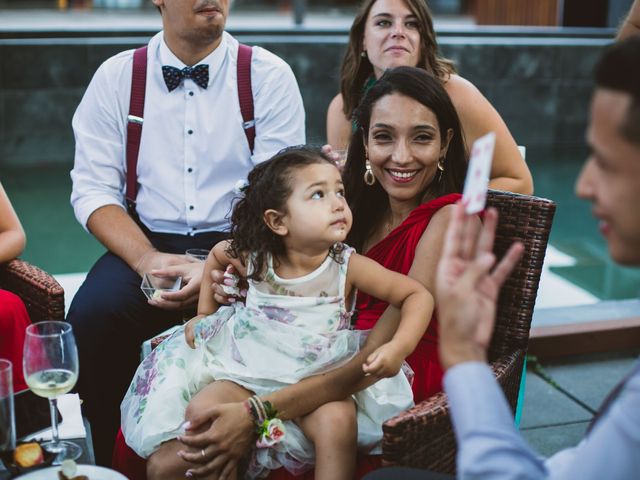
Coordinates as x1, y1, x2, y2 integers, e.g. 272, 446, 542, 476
147, 447, 185, 480
315, 401, 357, 444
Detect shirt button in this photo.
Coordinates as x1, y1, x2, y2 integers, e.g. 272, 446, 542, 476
189, 205, 194, 210
188, 129, 193, 135
189, 91, 194, 96
187, 167, 193, 173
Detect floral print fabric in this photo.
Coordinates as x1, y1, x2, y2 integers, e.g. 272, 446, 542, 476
121, 244, 414, 477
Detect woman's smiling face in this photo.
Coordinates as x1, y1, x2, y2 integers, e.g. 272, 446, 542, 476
365, 92, 451, 206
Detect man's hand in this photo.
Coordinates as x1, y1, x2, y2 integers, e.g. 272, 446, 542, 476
177, 402, 255, 478
139, 254, 204, 310
362, 341, 405, 378
436, 204, 524, 370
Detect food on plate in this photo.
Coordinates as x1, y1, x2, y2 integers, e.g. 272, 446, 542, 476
13, 442, 44, 468
58, 459, 89, 480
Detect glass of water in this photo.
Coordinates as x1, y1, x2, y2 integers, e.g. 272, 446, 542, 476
23, 321, 81, 464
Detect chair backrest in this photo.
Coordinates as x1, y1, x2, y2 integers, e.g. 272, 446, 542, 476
485, 190, 556, 361
0, 259, 65, 323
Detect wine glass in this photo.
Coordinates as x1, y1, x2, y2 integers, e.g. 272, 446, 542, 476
23, 321, 82, 464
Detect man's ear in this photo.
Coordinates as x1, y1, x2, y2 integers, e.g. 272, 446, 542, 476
263, 209, 288, 236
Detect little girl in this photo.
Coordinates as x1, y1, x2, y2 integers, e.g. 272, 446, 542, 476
121, 146, 434, 480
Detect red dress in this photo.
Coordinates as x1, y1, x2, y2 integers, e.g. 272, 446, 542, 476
112, 194, 461, 479
354, 194, 461, 403
0, 289, 32, 392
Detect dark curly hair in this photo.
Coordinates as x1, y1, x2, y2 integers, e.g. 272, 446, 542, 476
343, 66, 468, 252
226, 145, 338, 280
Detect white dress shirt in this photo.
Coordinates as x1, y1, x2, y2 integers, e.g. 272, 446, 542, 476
71, 31, 305, 234
445, 361, 640, 479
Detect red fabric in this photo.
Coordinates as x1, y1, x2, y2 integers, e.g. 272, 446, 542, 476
125, 45, 148, 206
237, 43, 255, 154
354, 194, 461, 402
113, 429, 147, 480
112, 194, 461, 478
0, 289, 32, 393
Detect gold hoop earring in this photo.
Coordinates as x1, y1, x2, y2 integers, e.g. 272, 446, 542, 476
437, 158, 445, 183
364, 161, 376, 186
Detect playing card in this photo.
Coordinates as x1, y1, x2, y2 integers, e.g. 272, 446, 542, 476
462, 132, 496, 214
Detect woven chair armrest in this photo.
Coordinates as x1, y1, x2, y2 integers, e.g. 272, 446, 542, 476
0, 259, 65, 323
381, 349, 525, 473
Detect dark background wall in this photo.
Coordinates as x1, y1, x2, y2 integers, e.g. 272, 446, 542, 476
0, 29, 612, 169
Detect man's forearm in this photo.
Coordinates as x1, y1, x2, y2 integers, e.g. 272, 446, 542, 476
86, 205, 156, 273
618, 0, 640, 40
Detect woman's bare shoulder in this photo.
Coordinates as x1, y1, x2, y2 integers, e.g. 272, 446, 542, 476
423, 203, 457, 235
328, 93, 345, 112
443, 74, 485, 103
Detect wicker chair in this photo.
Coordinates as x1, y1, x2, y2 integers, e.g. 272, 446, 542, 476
381, 190, 556, 474
0, 258, 65, 323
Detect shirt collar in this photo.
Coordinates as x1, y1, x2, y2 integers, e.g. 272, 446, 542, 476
157, 31, 229, 88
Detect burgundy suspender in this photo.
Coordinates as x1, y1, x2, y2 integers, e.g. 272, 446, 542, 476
125, 43, 255, 208
126, 46, 148, 209
236, 44, 255, 153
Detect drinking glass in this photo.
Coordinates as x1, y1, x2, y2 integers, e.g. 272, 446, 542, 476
0, 359, 16, 456
23, 321, 81, 464
185, 248, 209, 262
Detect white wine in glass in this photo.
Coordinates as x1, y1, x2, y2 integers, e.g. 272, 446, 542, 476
23, 321, 82, 464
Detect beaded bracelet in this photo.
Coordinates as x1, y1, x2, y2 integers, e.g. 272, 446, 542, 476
243, 395, 286, 448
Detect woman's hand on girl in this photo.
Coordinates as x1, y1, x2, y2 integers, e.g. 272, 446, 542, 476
321, 144, 346, 172
177, 402, 255, 478
210, 265, 247, 305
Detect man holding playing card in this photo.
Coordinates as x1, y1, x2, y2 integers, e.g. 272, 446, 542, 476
437, 37, 640, 480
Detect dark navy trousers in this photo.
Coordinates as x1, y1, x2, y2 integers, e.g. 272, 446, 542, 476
66, 229, 228, 466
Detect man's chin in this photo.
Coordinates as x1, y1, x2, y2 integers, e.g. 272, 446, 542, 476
192, 23, 224, 45
608, 242, 640, 267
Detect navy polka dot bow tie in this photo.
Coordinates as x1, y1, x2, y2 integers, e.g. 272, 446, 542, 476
162, 64, 209, 92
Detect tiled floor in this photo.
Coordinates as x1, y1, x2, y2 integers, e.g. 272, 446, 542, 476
520, 350, 639, 457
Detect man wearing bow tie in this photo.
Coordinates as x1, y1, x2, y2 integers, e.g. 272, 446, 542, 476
68, 0, 304, 465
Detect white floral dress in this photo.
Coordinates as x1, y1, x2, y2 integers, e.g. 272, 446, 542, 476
121, 244, 414, 477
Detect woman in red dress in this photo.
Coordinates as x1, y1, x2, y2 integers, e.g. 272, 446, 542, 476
114, 67, 473, 479
0, 182, 31, 392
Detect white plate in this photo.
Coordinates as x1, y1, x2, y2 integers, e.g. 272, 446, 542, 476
16, 464, 128, 479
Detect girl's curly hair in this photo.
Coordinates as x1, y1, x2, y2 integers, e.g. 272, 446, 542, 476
226, 145, 338, 280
